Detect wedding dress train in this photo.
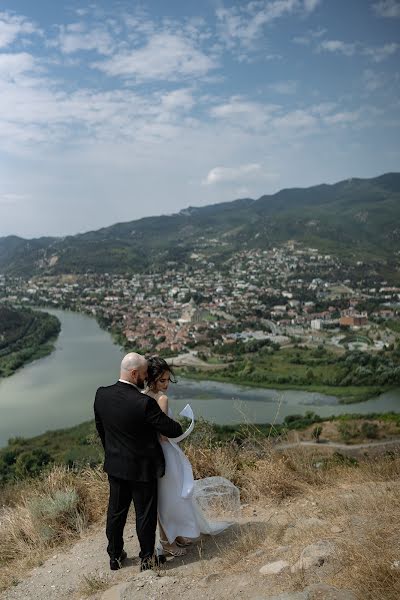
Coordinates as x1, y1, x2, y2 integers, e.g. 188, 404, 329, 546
146, 390, 239, 544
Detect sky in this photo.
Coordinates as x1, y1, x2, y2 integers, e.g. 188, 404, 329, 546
0, 0, 399, 239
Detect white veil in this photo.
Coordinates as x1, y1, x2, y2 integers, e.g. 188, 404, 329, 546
170, 405, 241, 535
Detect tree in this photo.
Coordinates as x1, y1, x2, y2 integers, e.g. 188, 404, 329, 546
15, 449, 52, 478
312, 425, 323, 443
360, 422, 379, 440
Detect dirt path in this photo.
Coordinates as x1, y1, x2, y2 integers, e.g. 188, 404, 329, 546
0, 495, 361, 600
0, 508, 276, 600
274, 438, 400, 451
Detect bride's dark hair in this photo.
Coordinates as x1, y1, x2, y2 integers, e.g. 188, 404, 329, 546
146, 355, 177, 388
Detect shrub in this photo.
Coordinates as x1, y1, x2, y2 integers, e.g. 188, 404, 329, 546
338, 422, 359, 443
14, 449, 52, 478
361, 421, 379, 439
28, 489, 82, 542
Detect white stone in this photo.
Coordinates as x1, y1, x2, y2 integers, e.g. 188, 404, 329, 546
259, 560, 290, 575
291, 540, 335, 573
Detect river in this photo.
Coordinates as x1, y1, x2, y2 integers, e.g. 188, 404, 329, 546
0, 308, 399, 447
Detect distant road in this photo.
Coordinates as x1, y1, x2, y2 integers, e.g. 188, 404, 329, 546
169, 351, 227, 369
274, 438, 400, 451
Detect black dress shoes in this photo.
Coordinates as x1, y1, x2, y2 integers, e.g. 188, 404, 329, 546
110, 549, 128, 570
140, 554, 167, 571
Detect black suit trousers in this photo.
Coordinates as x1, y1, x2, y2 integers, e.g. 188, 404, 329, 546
106, 475, 158, 562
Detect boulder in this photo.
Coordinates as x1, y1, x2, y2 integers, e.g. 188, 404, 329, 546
291, 540, 334, 573
259, 560, 290, 575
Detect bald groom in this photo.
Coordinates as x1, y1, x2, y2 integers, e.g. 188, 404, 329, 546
94, 352, 183, 571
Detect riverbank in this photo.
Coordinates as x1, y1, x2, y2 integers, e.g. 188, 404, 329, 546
169, 341, 400, 403
2, 411, 400, 482
176, 368, 386, 403
0, 305, 61, 378
2, 307, 399, 449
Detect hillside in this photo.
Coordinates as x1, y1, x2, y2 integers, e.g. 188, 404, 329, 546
0, 437, 399, 600
0, 173, 399, 276
0, 305, 60, 377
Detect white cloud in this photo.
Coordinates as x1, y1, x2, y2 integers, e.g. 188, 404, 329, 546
268, 80, 297, 94
211, 97, 321, 136
292, 27, 326, 45
0, 11, 39, 48
203, 163, 262, 185
0, 52, 36, 78
323, 110, 360, 125
94, 31, 216, 81
56, 22, 114, 55
363, 69, 384, 91
210, 96, 279, 129
0, 192, 30, 205
216, 0, 319, 55
303, 0, 321, 12
272, 109, 318, 130
160, 88, 194, 111
372, 1, 400, 17
318, 40, 356, 56
363, 42, 399, 62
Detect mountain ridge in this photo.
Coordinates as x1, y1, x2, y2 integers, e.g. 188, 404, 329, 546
1, 172, 399, 276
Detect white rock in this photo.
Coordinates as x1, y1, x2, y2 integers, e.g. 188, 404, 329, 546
259, 560, 290, 575
291, 540, 335, 573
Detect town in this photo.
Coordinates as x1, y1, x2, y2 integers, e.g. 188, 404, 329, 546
1, 241, 399, 361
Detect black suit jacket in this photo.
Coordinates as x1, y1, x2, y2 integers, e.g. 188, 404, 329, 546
94, 381, 183, 481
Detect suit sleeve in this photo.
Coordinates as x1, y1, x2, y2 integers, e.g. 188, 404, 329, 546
144, 396, 183, 438
94, 393, 105, 449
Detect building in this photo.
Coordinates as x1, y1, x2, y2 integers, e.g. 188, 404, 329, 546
339, 309, 368, 328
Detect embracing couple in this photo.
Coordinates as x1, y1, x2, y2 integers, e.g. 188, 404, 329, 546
94, 352, 201, 572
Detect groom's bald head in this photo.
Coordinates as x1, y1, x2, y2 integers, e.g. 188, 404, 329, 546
120, 352, 147, 388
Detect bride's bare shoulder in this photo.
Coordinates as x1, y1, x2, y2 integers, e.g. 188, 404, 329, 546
157, 392, 168, 413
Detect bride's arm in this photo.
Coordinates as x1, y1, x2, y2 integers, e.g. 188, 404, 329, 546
157, 394, 168, 441
157, 394, 168, 415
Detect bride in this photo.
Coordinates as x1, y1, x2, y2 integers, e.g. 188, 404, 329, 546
144, 356, 200, 556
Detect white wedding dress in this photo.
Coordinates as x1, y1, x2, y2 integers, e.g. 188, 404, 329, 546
145, 389, 239, 544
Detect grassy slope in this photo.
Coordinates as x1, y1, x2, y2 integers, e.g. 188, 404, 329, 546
177, 345, 392, 402
0, 305, 61, 377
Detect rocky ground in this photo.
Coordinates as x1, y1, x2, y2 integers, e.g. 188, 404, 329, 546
3, 478, 395, 600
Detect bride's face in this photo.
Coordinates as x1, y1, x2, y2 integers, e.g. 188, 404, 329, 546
155, 370, 170, 393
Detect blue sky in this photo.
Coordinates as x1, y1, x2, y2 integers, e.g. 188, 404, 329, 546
0, 0, 399, 238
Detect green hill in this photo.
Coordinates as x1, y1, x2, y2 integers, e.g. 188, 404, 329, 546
1, 172, 399, 276
0, 305, 61, 377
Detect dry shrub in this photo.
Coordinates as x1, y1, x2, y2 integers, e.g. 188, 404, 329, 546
307, 453, 400, 600
74, 466, 109, 522
282, 446, 339, 486
0, 468, 82, 564
217, 522, 271, 568
331, 481, 400, 600
0, 464, 108, 592
338, 526, 400, 600
78, 571, 110, 597
0, 477, 33, 508
241, 455, 304, 502
346, 451, 400, 482
184, 443, 243, 484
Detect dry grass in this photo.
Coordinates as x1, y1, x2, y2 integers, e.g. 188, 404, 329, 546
240, 455, 305, 502
1, 434, 399, 599
336, 522, 400, 600
318, 456, 400, 600
0, 465, 108, 592
187, 437, 400, 599
78, 571, 110, 597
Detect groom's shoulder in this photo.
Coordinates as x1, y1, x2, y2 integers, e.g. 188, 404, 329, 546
95, 381, 118, 397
